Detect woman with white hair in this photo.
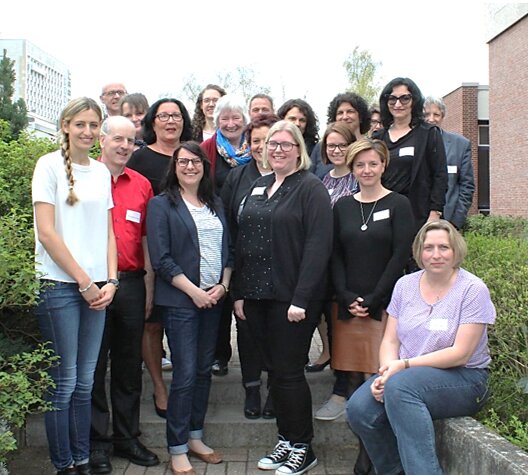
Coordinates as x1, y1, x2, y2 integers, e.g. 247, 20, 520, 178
201, 94, 252, 376
232, 120, 333, 475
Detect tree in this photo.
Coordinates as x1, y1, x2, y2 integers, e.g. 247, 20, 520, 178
181, 66, 271, 104
0, 50, 28, 140
343, 47, 382, 105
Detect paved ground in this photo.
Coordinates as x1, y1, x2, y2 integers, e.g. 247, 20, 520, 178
8, 445, 357, 474
7, 324, 353, 474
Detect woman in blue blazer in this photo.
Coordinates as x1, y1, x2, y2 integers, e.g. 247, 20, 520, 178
147, 141, 232, 475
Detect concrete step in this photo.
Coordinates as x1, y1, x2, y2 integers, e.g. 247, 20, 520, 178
142, 366, 338, 406
25, 401, 355, 449
25, 368, 355, 449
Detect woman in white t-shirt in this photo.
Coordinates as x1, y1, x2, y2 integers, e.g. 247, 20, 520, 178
32, 97, 118, 475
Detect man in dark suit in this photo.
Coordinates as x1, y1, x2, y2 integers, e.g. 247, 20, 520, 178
424, 97, 475, 229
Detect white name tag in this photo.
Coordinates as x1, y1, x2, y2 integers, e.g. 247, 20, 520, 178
373, 209, 390, 221
429, 318, 448, 331
448, 165, 458, 174
126, 209, 141, 223
399, 146, 415, 157
251, 186, 267, 196
327, 188, 334, 195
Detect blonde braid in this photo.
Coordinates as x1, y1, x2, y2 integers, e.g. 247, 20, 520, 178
62, 135, 79, 206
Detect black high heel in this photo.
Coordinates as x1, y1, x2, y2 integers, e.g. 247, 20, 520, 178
305, 358, 331, 372
153, 394, 167, 419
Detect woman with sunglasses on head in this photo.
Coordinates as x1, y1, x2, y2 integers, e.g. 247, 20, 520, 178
127, 98, 193, 420
373, 78, 447, 244
147, 142, 232, 475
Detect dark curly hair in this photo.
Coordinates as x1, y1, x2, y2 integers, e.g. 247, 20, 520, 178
142, 98, 193, 145
326, 92, 370, 134
379, 77, 424, 129
277, 98, 319, 154
191, 84, 227, 141
161, 141, 217, 214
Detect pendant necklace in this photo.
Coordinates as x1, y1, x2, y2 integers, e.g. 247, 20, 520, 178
359, 200, 379, 231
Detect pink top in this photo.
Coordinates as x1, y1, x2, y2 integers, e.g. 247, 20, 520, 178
387, 268, 496, 368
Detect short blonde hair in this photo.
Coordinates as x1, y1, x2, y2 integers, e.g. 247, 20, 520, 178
345, 137, 390, 171
261, 120, 311, 171
412, 220, 467, 269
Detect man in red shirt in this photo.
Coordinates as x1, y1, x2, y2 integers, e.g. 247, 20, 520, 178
90, 116, 159, 473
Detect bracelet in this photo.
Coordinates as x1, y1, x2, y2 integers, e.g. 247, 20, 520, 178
404, 358, 410, 369
219, 283, 229, 294
79, 280, 94, 293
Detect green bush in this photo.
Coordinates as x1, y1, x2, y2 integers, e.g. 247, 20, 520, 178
464, 216, 528, 450
0, 344, 58, 465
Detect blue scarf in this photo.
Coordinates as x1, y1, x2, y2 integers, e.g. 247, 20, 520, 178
216, 130, 251, 167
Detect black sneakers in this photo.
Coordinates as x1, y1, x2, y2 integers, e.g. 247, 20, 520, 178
258, 435, 292, 470
276, 443, 318, 475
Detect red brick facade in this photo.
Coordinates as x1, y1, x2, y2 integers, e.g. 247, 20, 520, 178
488, 15, 528, 217
443, 85, 480, 216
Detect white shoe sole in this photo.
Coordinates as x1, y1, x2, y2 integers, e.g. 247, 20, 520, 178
275, 457, 318, 474
314, 409, 345, 421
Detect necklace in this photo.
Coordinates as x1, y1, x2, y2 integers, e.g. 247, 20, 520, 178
359, 200, 378, 231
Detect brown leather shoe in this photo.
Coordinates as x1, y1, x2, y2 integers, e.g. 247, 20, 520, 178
188, 449, 223, 464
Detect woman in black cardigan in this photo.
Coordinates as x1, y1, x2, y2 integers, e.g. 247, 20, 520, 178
232, 120, 332, 475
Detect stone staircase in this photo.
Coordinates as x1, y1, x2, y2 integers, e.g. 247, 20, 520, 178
25, 365, 357, 452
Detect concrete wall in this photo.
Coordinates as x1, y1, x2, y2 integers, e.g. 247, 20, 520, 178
436, 418, 528, 474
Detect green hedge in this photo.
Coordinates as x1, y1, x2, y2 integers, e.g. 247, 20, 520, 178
465, 215, 528, 449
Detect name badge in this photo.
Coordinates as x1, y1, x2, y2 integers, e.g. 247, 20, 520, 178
251, 186, 266, 196
126, 210, 141, 223
399, 146, 415, 157
429, 318, 448, 331
373, 209, 390, 221
327, 188, 334, 195
448, 165, 458, 174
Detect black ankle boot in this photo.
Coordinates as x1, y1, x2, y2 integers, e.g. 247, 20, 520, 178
262, 391, 275, 419
244, 385, 261, 419
353, 439, 373, 475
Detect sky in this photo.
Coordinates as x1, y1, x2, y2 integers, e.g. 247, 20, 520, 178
0, 0, 492, 123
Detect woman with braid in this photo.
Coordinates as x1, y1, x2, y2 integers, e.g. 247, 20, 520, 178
32, 97, 118, 475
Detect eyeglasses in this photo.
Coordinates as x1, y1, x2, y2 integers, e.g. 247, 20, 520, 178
176, 158, 203, 167
267, 141, 298, 152
202, 97, 219, 105
102, 90, 127, 97
326, 143, 349, 152
386, 94, 413, 106
370, 119, 382, 126
156, 113, 183, 122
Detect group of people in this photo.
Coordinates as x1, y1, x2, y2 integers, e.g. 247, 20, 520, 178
31, 77, 493, 475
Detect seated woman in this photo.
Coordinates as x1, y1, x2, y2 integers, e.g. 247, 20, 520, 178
147, 142, 232, 475
347, 220, 496, 475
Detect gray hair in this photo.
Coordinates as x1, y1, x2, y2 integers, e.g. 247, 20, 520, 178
100, 115, 135, 136
424, 96, 446, 118
213, 94, 249, 127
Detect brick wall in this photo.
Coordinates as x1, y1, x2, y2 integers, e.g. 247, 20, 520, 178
443, 86, 480, 216
489, 15, 528, 217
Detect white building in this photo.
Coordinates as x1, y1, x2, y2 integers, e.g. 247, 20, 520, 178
0, 39, 70, 138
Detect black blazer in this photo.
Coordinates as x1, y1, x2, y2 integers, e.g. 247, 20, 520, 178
147, 192, 231, 308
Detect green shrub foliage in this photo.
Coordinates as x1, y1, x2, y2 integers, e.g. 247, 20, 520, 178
465, 215, 528, 450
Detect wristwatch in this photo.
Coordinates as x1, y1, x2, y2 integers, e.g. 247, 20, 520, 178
107, 278, 120, 289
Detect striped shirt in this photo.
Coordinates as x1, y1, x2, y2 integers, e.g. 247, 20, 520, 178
184, 200, 223, 289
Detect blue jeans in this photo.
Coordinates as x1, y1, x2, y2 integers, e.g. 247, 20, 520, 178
347, 366, 489, 475
161, 304, 221, 454
36, 281, 106, 470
